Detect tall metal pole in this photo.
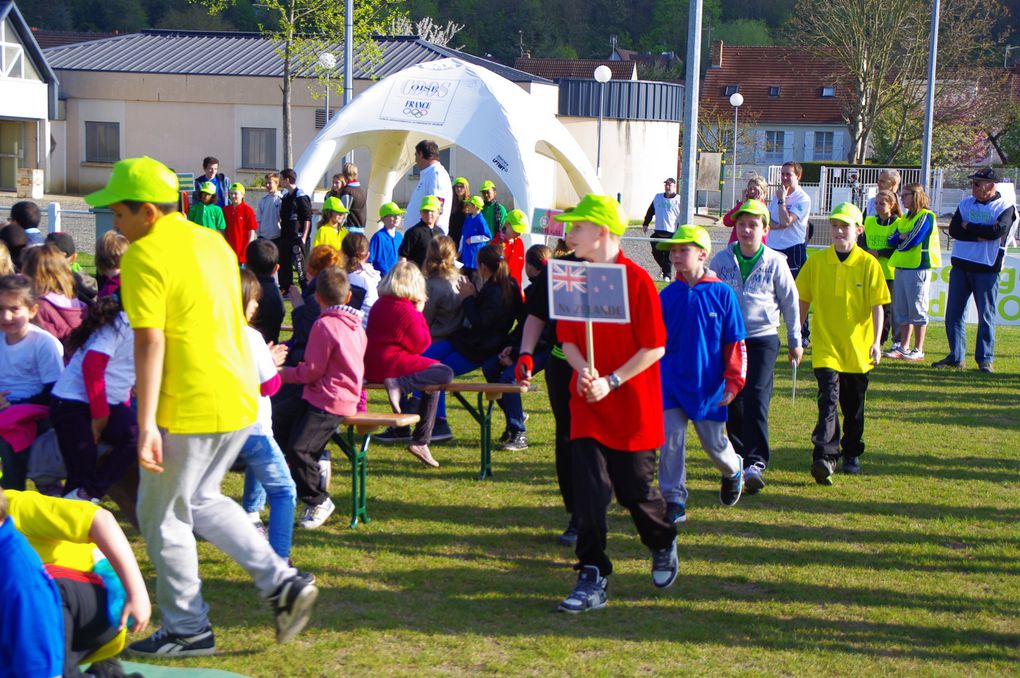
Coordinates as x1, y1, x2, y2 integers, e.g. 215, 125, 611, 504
920, 0, 940, 191
343, 0, 354, 166
729, 93, 743, 206
679, 0, 703, 223
596, 82, 605, 178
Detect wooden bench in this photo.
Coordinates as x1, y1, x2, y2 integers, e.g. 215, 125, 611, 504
329, 411, 420, 527
366, 382, 527, 480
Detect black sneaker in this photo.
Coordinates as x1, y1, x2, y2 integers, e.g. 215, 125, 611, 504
665, 501, 687, 524
496, 429, 511, 446
811, 458, 835, 485
268, 571, 319, 643
720, 469, 744, 506
431, 418, 454, 442
373, 426, 412, 444
743, 462, 766, 494
842, 456, 861, 474
500, 430, 528, 451
651, 539, 679, 589
558, 515, 578, 546
558, 565, 608, 613
85, 658, 143, 678
126, 626, 215, 657
932, 357, 964, 369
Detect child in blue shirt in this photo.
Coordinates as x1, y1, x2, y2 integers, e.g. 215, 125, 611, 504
458, 195, 492, 274
368, 202, 405, 276
657, 225, 747, 523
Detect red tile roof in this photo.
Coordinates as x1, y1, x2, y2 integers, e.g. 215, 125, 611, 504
701, 42, 846, 125
512, 58, 637, 81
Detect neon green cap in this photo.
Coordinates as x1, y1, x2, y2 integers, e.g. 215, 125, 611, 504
553, 194, 628, 236
322, 196, 348, 214
480, 180, 496, 191
467, 195, 484, 210
655, 224, 712, 251
829, 201, 863, 226
84, 156, 180, 207
229, 182, 246, 195
419, 195, 441, 212
731, 198, 770, 226
453, 177, 469, 187
379, 202, 405, 219
505, 208, 529, 234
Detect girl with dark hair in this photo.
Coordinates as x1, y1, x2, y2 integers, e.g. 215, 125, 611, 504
51, 294, 137, 503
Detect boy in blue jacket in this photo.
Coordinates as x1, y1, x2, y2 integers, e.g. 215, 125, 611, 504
657, 225, 747, 524
458, 195, 491, 276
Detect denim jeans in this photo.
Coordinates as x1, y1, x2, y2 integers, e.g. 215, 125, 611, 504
481, 350, 550, 433
423, 340, 482, 419
945, 267, 999, 365
240, 432, 297, 559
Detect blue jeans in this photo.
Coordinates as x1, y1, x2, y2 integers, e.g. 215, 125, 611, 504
423, 340, 482, 419
482, 350, 550, 433
240, 432, 297, 559
945, 267, 999, 365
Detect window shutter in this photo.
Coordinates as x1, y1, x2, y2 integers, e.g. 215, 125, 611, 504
804, 131, 815, 162
832, 132, 844, 162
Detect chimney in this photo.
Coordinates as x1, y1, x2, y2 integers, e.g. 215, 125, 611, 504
710, 40, 724, 69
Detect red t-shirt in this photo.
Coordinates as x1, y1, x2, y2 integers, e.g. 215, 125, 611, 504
491, 232, 526, 292
224, 203, 257, 263
557, 251, 666, 451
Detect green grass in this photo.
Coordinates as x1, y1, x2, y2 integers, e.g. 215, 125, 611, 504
105, 321, 1020, 677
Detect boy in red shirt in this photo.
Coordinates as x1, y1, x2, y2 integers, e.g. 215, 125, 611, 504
224, 183, 257, 264
553, 194, 677, 613
490, 208, 527, 289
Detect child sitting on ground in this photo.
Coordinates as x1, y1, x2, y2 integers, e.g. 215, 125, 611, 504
365, 261, 454, 468
797, 202, 890, 483
368, 202, 404, 276
657, 225, 748, 523
458, 195, 491, 277
0, 275, 64, 491
23, 243, 88, 349
95, 231, 130, 298
311, 196, 348, 250
187, 181, 226, 231
237, 270, 297, 560
343, 232, 380, 324
274, 266, 366, 530
224, 182, 258, 264
247, 238, 285, 344
1, 486, 151, 678
51, 294, 137, 504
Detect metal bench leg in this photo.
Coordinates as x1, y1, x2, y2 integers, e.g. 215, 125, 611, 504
333, 427, 370, 528
479, 393, 496, 480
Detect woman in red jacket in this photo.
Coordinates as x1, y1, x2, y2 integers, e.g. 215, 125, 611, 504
364, 261, 454, 468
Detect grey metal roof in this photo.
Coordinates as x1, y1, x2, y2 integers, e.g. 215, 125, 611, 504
42, 30, 550, 84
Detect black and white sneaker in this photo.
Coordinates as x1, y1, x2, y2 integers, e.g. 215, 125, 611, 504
500, 430, 528, 451
126, 626, 215, 657
651, 539, 679, 589
743, 462, 767, 494
268, 571, 319, 643
558, 565, 608, 613
720, 469, 744, 506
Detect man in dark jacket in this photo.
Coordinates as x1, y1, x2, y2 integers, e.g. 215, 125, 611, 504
278, 168, 312, 293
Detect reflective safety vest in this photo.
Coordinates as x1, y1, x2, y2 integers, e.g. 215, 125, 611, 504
889, 209, 941, 270
863, 215, 897, 280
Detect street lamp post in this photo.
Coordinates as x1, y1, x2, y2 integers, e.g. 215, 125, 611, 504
318, 52, 336, 188
729, 91, 743, 208
594, 65, 612, 179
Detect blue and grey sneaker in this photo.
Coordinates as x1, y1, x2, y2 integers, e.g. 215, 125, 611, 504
269, 571, 319, 643
126, 626, 215, 657
651, 539, 679, 589
558, 565, 608, 613
743, 462, 767, 494
720, 468, 744, 506
665, 501, 687, 524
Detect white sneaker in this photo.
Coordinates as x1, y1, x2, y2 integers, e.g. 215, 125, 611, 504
901, 347, 925, 361
63, 488, 100, 505
883, 344, 904, 359
299, 497, 335, 529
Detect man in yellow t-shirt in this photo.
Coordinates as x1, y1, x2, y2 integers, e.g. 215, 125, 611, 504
797, 202, 890, 486
85, 157, 318, 657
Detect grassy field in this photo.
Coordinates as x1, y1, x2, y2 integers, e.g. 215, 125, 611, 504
90, 311, 1018, 677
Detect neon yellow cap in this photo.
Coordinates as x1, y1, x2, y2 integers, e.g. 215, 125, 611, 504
322, 196, 348, 214
505, 208, 529, 234
656, 224, 712, 251
829, 201, 863, 226
419, 195, 442, 212
553, 194, 628, 236
379, 202, 405, 219
84, 156, 180, 207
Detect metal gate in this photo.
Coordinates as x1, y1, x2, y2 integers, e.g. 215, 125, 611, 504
766, 165, 945, 215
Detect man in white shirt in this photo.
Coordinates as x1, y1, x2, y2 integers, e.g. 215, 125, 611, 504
767, 161, 812, 278
642, 177, 683, 280
407, 140, 453, 235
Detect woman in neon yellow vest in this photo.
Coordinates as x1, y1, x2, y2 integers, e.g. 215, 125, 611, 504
886, 183, 941, 361
864, 189, 901, 349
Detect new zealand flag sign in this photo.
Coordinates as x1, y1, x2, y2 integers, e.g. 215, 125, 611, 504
548, 260, 630, 324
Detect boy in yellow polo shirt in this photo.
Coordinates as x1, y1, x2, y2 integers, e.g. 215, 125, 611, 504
797, 202, 890, 485
85, 157, 318, 657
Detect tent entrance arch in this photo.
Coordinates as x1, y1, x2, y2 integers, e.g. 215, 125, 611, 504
295, 58, 601, 234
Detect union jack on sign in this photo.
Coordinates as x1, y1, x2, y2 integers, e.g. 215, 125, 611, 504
550, 261, 587, 293
548, 260, 630, 324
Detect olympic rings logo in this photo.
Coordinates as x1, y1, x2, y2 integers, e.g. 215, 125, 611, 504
403, 108, 429, 118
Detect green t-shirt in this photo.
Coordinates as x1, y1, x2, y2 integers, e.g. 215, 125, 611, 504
734, 243, 765, 281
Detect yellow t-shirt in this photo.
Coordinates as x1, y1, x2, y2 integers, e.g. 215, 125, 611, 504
121, 212, 257, 433
6, 489, 97, 571
312, 224, 347, 251
797, 245, 891, 374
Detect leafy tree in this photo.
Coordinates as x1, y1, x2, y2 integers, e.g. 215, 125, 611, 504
156, 5, 234, 31
72, 0, 147, 32
714, 19, 772, 46
200, 0, 404, 167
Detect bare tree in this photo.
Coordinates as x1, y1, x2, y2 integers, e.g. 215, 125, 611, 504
387, 16, 464, 49
791, 0, 1002, 164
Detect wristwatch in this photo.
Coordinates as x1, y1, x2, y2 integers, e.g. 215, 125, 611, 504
777, 198, 785, 206
606, 373, 622, 391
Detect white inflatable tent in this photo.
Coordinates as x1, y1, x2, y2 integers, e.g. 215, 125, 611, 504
294, 57, 602, 235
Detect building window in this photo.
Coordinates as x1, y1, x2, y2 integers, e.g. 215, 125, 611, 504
821, 85, 836, 97
724, 84, 739, 96
84, 121, 119, 163
241, 127, 276, 169
768, 85, 781, 97
814, 131, 834, 160
764, 130, 785, 163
